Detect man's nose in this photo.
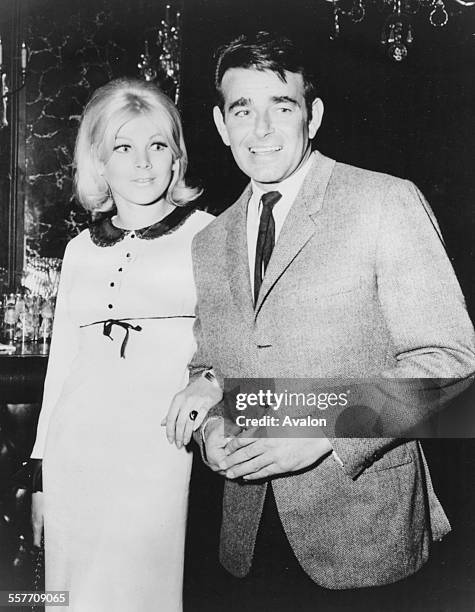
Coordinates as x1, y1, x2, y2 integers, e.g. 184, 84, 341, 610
254, 112, 274, 138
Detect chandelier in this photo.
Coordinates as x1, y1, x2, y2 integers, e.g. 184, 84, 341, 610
137, 4, 181, 104
327, 0, 475, 61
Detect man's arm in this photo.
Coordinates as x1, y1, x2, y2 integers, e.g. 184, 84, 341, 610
331, 179, 475, 478
164, 305, 223, 448
222, 179, 475, 480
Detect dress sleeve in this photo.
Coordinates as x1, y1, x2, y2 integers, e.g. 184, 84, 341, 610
30, 241, 81, 459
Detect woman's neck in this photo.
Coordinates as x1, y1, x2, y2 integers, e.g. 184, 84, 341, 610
113, 201, 175, 230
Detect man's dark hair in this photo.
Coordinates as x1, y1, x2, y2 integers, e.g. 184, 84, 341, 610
214, 31, 318, 118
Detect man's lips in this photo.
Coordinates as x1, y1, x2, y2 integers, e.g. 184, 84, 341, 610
249, 146, 282, 154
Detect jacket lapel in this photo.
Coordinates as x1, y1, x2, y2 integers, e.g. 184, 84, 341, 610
225, 184, 255, 320
254, 151, 336, 316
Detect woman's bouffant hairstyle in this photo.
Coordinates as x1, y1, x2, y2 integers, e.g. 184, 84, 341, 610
74, 78, 201, 214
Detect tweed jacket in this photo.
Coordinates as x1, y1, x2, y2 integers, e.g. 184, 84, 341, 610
191, 151, 475, 589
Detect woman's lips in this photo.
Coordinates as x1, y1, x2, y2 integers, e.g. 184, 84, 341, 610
133, 177, 155, 184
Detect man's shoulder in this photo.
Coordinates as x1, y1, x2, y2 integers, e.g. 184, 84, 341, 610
192, 191, 249, 245
325, 159, 422, 217
331, 159, 409, 193
303, 151, 413, 207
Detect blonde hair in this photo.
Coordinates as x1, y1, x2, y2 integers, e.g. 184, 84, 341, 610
74, 78, 201, 214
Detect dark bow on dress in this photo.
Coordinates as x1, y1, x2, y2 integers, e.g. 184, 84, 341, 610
102, 319, 143, 358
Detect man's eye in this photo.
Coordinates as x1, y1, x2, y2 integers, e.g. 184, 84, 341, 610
234, 109, 250, 117
113, 144, 130, 152
276, 106, 292, 113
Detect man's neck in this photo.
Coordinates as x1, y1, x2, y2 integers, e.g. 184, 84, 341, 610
251, 150, 315, 198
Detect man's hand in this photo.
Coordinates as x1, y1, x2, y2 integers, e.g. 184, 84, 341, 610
202, 417, 230, 473
162, 376, 223, 448
220, 436, 333, 480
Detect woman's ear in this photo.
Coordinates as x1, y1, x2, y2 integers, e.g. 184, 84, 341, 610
92, 145, 105, 176
95, 160, 105, 177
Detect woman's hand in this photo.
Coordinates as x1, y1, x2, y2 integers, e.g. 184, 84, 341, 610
162, 377, 223, 448
31, 491, 44, 547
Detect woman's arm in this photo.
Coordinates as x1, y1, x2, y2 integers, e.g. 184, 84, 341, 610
30, 241, 81, 459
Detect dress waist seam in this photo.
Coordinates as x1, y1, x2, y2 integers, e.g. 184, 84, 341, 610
79, 316, 195, 359
79, 315, 195, 328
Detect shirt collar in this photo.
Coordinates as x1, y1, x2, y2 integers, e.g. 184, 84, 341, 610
89, 205, 196, 247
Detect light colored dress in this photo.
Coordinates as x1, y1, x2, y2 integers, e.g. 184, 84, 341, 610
31, 207, 213, 612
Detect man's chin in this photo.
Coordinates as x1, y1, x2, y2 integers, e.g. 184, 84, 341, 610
242, 167, 285, 185
252, 176, 286, 189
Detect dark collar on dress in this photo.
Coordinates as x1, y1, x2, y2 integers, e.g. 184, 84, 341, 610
89, 205, 196, 247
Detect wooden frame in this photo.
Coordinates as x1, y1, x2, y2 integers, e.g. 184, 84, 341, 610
0, 0, 26, 291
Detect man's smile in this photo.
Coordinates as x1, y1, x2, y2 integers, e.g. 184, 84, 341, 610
249, 146, 282, 155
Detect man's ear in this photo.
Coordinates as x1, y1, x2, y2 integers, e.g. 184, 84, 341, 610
308, 98, 324, 140
213, 106, 230, 147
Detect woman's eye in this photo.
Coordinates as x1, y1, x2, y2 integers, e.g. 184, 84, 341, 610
151, 142, 167, 151
113, 144, 130, 153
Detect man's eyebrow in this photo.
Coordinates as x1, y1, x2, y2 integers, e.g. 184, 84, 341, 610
228, 97, 251, 112
271, 95, 299, 106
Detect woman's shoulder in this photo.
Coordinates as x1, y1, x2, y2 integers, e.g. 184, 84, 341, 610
185, 208, 215, 233
62, 227, 94, 258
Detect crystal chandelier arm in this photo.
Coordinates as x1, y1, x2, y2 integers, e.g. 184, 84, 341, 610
137, 4, 181, 104
452, 0, 475, 6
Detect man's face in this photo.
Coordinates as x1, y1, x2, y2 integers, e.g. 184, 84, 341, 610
213, 68, 323, 188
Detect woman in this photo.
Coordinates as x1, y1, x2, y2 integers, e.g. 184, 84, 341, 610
29, 78, 215, 611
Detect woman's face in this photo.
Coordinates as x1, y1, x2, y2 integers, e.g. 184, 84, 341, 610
101, 114, 176, 211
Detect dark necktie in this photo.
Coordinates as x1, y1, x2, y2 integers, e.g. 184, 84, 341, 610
254, 190, 282, 305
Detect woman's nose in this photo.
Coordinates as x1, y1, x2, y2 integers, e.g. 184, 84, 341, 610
135, 154, 152, 169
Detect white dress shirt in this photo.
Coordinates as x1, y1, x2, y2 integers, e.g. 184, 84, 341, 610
247, 155, 314, 295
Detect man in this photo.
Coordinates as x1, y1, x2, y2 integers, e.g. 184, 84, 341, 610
167, 32, 475, 610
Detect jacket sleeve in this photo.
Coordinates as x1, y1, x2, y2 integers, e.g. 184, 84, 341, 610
331, 180, 475, 478
188, 232, 227, 460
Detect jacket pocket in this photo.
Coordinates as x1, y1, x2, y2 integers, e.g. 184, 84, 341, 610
364, 443, 414, 472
